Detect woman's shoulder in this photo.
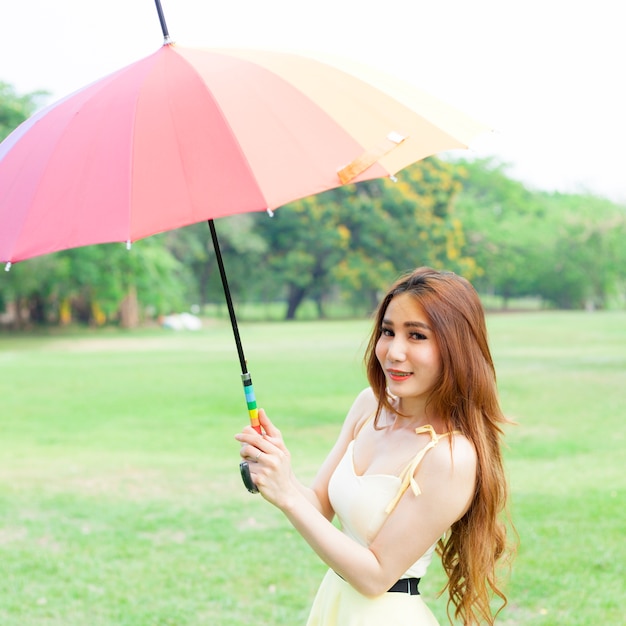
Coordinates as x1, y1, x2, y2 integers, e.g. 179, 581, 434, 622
428, 429, 477, 476
352, 386, 377, 408
344, 387, 378, 437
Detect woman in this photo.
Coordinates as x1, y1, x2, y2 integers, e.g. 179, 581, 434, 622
235, 267, 513, 625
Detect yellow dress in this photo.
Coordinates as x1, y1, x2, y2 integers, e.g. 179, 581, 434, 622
306, 424, 453, 626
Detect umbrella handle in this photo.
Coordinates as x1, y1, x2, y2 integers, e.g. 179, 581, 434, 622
239, 462, 259, 494
241, 372, 262, 434
240, 373, 261, 494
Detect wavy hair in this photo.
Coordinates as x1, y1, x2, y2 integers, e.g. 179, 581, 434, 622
364, 267, 514, 625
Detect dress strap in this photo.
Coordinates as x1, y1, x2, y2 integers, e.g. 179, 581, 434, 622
384, 425, 456, 515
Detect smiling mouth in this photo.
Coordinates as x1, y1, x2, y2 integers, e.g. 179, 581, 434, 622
387, 369, 412, 380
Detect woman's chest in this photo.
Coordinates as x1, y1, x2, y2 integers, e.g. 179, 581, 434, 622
352, 428, 422, 477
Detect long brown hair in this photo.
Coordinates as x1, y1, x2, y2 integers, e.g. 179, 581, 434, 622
364, 267, 513, 625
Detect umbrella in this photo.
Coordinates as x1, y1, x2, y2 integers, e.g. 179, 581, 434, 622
0, 1, 486, 481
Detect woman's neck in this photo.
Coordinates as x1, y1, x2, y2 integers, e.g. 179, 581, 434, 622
388, 397, 439, 431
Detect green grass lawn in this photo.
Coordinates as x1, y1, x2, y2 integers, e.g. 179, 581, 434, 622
0, 312, 624, 625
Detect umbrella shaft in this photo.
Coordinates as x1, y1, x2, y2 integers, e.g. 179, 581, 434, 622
208, 220, 261, 434
208, 219, 248, 375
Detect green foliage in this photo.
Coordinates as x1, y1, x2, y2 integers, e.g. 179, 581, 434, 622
163, 216, 268, 308
454, 159, 548, 299
252, 188, 357, 318
531, 193, 626, 309
378, 158, 475, 275
2, 240, 189, 326
0, 82, 49, 141
454, 158, 626, 309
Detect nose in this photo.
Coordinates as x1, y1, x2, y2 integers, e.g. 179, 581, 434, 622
386, 335, 407, 363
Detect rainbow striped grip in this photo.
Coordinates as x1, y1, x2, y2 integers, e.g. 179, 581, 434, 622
242, 373, 261, 433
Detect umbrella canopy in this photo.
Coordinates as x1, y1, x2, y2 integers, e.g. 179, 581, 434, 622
0, 43, 486, 265
0, 30, 487, 454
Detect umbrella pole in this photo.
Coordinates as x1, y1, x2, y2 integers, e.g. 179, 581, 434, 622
154, 0, 173, 44
207, 219, 262, 436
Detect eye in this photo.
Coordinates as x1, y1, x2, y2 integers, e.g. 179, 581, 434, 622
380, 326, 394, 337
410, 331, 428, 341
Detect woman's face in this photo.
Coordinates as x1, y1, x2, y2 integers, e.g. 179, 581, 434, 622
375, 293, 442, 406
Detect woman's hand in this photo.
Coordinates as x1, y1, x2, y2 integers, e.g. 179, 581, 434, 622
235, 409, 298, 509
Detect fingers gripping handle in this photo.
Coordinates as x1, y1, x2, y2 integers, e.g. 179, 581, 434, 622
240, 372, 261, 494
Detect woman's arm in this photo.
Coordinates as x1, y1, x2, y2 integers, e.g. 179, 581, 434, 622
235, 396, 477, 597
238, 388, 375, 520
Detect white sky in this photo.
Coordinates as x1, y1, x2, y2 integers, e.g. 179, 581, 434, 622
1, 0, 625, 203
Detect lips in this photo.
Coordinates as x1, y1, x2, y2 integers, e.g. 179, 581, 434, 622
387, 369, 413, 381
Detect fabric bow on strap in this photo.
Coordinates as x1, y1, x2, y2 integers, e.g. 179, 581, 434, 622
384, 425, 450, 515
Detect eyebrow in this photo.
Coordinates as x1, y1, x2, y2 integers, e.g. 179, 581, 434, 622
382, 318, 432, 331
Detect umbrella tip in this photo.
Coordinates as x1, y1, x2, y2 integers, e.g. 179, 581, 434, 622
266, 208, 275, 218
126, 240, 132, 251
4, 262, 11, 272
154, 0, 174, 46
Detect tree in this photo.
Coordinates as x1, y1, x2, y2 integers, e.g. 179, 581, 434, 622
331, 182, 399, 312
1, 83, 50, 324
454, 158, 550, 305
0, 82, 48, 141
2, 238, 189, 328
378, 157, 476, 276
335, 158, 477, 314
454, 157, 626, 309
253, 192, 351, 319
253, 157, 475, 320
163, 215, 268, 314
533, 193, 626, 309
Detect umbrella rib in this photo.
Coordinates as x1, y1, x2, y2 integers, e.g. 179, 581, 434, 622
337, 131, 407, 184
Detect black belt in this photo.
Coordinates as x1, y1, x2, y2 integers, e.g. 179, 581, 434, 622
334, 572, 421, 596
387, 577, 421, 595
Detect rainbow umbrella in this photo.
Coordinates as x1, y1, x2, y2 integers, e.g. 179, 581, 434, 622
0, 1, 486, 482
